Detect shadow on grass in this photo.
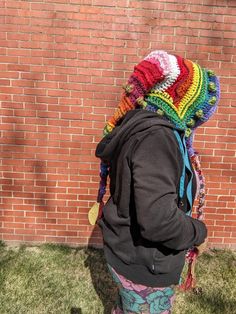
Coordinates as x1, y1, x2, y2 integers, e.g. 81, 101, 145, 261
70, 307, 82, 314
190, 289, 236, 314
85, 226, 117, 314
0, 243, 26, 269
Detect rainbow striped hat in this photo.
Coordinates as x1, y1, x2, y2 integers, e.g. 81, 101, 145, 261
104, 50, 220, 156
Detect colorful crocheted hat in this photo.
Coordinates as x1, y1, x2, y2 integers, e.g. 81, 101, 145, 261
104, 50, 220, 156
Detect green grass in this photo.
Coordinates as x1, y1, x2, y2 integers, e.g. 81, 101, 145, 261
0, 242, 235, 314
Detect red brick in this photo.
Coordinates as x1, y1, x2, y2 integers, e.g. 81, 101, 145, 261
223, 238, 236, 244
45, 236, 66, 243
3, 234, 24, 241
23, 235, 46, 242
34, 229, 57, 236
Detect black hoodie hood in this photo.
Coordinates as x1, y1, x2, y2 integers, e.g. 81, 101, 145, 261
96, 109, 183, 163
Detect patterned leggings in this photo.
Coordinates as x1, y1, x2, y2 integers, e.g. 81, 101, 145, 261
108, 265, 175, 314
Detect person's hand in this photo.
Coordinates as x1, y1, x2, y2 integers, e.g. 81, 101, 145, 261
196, 238, 208, 255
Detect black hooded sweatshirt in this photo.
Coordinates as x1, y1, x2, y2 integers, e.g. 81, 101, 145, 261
96, 109, 207, 287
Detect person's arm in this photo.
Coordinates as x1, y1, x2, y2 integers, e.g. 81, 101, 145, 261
132, 127, 207, 251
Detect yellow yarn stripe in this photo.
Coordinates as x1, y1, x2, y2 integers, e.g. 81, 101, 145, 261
179, 63, 202, 119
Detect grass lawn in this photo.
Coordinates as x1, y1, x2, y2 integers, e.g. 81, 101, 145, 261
0, 241, 235, 314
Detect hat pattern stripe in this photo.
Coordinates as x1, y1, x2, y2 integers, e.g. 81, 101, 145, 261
174, 59, 194, 106
179, 63, 202, 118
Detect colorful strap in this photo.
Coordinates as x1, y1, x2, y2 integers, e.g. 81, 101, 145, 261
97, 161, 109, 203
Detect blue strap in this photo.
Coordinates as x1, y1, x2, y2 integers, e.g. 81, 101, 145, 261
174, 131, 193, 216
174, 131, 185, 199
183, 137, 193, 213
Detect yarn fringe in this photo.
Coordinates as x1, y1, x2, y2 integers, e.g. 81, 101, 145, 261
179, 247, 199, 291
180, 151, 206, 291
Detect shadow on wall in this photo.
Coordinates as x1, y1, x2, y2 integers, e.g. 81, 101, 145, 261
84, 225, 117, 314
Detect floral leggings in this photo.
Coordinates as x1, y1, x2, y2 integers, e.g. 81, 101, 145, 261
108, 265, 175, 314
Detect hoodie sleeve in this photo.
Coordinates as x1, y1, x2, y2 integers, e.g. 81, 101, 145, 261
132, 127, 207, 251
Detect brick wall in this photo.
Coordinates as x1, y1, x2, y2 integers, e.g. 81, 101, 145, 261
0, 0, 235, 248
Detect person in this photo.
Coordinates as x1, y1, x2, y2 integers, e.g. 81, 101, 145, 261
93, 50, 220, 314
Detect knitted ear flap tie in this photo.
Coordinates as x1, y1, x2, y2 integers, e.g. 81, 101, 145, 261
179, 152, 206, 291
91, 50, 220, 290
97, 162, 109, 203
88, 161, 109, 225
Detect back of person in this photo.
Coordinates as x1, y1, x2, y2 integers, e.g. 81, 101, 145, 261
92, 50, 220, 314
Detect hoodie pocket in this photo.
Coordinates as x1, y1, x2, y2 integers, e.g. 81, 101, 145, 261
151, 248, 186, 275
